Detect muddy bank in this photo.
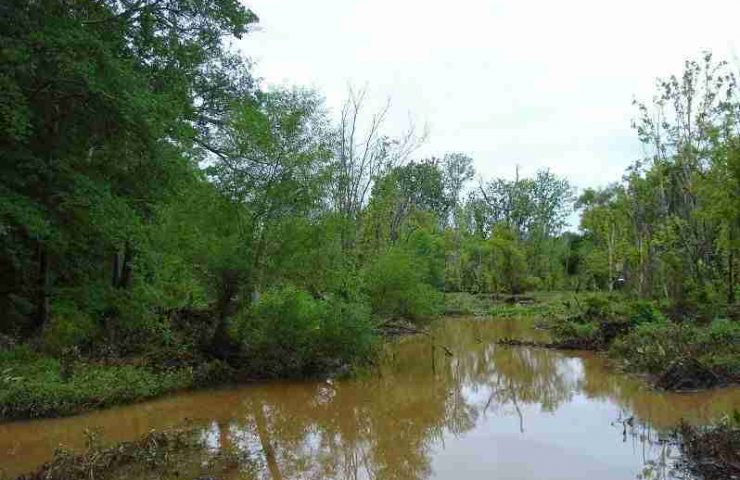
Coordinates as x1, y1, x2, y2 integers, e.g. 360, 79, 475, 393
14, 427, 250, 480
679, 422, 740, 480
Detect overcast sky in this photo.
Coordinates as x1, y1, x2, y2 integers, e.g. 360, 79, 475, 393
238, 0, 739, 192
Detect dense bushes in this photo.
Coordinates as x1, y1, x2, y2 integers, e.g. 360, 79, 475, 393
230, 287, 376, 377
40, 300, 101, 355
540, 292, 740, 386
610, 318, 740, 382
363, 247, 442, 320
0, 284, 383, 419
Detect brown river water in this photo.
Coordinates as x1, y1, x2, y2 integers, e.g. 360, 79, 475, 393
1, 317, 739, 479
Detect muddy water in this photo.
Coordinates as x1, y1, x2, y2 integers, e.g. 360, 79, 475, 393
2, 318, 739, 479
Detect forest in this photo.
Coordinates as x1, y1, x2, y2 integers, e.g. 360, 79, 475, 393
1, 0, 738, 427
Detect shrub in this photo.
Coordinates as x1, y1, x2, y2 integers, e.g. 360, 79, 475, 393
487, 226, 528, 294
553, 320, 598, 342
230, 286, 376, 377
627, 300, 667, 326
610, 318, 740, 380
578, 292, 620, 320
41, 300, 101, 355
610, 322, 686, 374
443, 292, 480, 315
363, 247, 442, 320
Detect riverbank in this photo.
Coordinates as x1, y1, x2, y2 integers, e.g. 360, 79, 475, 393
1, 287, 382, 421
680, 416, 740, 480
479, 291, 740, 391
12, 427, 250, 480
3, 290, 738, 422
0, 347, 195, 421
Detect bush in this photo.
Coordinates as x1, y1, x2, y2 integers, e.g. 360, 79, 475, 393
610, 318, 740, 381
41, 300, 101, 355
577, 292, 624, 320
610, 322, 686, 374
230, 286, 376, 377
487, 226, 528, 294
627, 300, 667, 326
363, 247, 442, 320
443, 292, 480, 315
553, 320, 599, 342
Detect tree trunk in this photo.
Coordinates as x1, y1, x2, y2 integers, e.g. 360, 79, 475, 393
35, 243, 50, 331
607, 229, 614, 292
112, 251, 121, 287
119, 241, 134, 289
210, 270, 239, 358
729, 226, 736, 305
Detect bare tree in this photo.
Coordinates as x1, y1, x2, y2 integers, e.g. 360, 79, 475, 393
330, 86, 425, 247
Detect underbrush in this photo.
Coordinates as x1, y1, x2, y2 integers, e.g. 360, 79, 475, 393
0, 347, 191, 420
679, 412, 740, 480
490, 300, 564, 320
610, 318, 740, 387
0, 286, 380, 420
363, 247, 443, 320
229, 286, 377, 378
442, 292, 493, 316
487, 291, 739, 390
1, 268, 445, 420
544, 292, 740, 388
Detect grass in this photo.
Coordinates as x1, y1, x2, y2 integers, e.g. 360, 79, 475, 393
3, 289, 736, 422
443, 291, 568, 318
441, 292, 491, 316
0, 288, 379, 421
0, 347, 192, 420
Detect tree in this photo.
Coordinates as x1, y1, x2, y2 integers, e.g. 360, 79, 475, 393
441, 153, 475, 228
363, 159, 449, 248
577, 185, 630, 291
329, 87, 423, 249
0, 0, 257, 333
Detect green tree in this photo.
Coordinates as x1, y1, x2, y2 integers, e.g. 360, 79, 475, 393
0, 0, 256, 334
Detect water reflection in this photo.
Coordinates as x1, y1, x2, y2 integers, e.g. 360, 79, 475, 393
1, 318, 738, 479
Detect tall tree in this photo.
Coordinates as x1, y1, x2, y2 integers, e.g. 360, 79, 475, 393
329, 87, 423, 249
0, 0, 256, 332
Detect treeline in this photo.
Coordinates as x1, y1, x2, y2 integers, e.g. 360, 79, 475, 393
577, 54, 740, 319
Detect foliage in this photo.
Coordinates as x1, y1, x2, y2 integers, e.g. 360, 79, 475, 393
577, 54, 740, 315
230, 286, 376, 377
442, 292, 486, 316
610, 318, 740, 381
40, 300, 101, 355
486, 225, 529, 294
0, 348, 191, 420
363, 247, 443, 320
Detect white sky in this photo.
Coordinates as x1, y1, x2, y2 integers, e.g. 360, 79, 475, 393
238, 0, 739, 192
